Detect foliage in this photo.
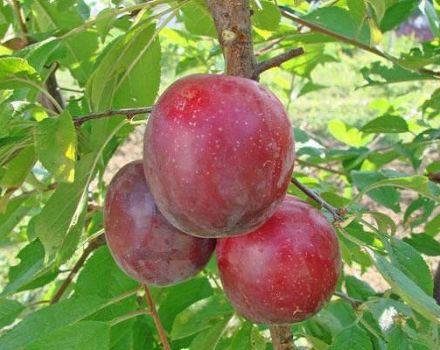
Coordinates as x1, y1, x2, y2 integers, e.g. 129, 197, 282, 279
0, 0, 439, 349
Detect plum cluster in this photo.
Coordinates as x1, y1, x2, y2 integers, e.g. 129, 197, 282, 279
105, 74, 341, 325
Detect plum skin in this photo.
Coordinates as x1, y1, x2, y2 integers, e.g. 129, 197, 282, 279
143, 74, 295, 238
216, 195, 341, 324
104, 161, 216, 287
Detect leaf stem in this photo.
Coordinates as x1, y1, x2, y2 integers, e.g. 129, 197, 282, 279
74, 106, 153, 126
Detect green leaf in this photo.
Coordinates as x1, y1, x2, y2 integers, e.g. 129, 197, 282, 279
328, 120, 373, 147
303, 7, 370, 44
425, 214, 440, 236
404, 234, 440, 256
421, 0, 440, 37
0, 296, 110, 350
388, 238, 433, 295
0, 146, 35, 189
345, 276, 376, 300
181, 1, 217, 38
0, 57, 41, 90
252, 0, 281, 31
171, 295, 233, 340
347, 0, 367, 24
229, 322, 266, 350
35, 111, 77, 183
87, 20, 161, 148
158, 277, 213, 332
370, 250, 440, 323
0, 196, 33, 239
386, 324, 410, 350
361, 62, 433, 87
74, 246, 138, 298
354, 175, 440, 205
33, 154, 94, 259
352, 171, 400, 212
189, 316, 231, 350
361, 115, 408, 133
329, 324, 373, 350
1, 240, 48, 295
31, 0, 83, 32
0, 298, 23, 328
380, 0, 419, 32
23, 321, 111, 350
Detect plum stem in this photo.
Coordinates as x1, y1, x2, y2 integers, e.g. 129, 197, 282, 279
269, 325, 298, 350
143, 285, 171, 350
290, 177, 345, 222
50, 234, 106, 304
334, 291, 363, 309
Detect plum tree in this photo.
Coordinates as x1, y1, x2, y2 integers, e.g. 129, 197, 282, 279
143, 74, 295, 238
216, 195, 341, 324
104, 160, 216, 286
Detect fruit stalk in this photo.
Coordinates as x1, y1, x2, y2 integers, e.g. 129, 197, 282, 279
269, 325, 298, 350
206, 0, 297, 348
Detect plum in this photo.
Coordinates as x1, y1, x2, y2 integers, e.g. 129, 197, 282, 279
216, 195, 341, 324
143, 74, 295, 238
104, 161, 216, 286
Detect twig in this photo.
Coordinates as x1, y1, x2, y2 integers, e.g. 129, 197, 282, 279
74, 106, 153, 126
428, 172, 440, 184
50, 234, 105, 304
334, 291, 362, 309
291, 177, 344, 221
297, 159, 347, 176
11, 0, 28, 39
279, 7, 440, 78
254, 48, 304, 78
269, 325, 297, 350
45, 64, 65, 112
143, 285, 171, 350
255, 37, 285, 57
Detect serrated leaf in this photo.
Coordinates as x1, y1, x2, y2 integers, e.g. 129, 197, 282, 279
189, 316, 231, 350
361, 62, 432, 87
328, 119, 373, 147
0, 146, 35, 189
388, 238, 433, 295
0, 298, 23, 328
370, 250, 440, 323
1, 240, 52, 295
171, 295, 233, 340
361, 115, 408, 133
252, 0, 281, 31
0, 57, 41, 90
345, 276, 376, 300
329, 324, 373, 350
229, 322, 266, 350
355, 175, 440, 205
75, 246, 138, 298
404, 233, 440, 256
35, 111, 76, 183
23, 321, 110, 350
380, 0, 419, 32
0, 296, 110, 350
0, 196, 33, 239
181, 1, 217, 37
33, 154, 93, 259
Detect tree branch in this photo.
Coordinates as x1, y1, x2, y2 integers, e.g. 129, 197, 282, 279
428, 172, 440, 184
270, 325, 297, 350
206, 0, 257, 78
254, 48, 304, 78
50, 234, 105, 304
74, 106, 153, 126
279, 6, 440, 78
143, 285, 171, 350
291, 177, 345, 221
334, 291, 362, 309
297, 159, 347, 176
